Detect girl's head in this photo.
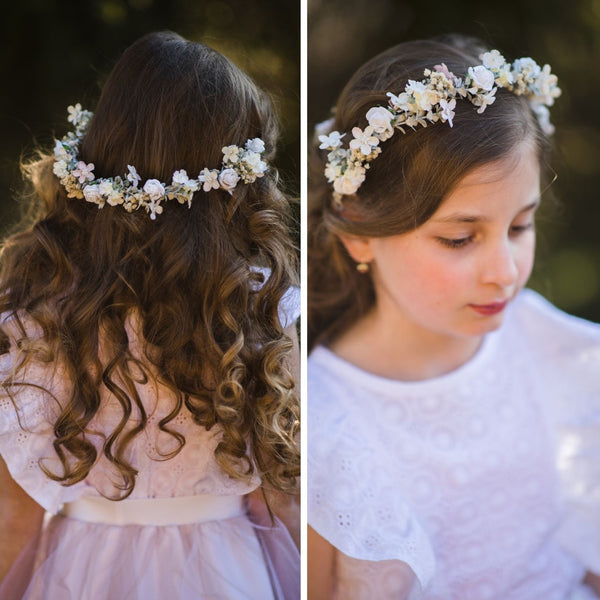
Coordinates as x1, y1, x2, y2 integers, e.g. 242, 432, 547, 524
309, 35, 555, 350
1, 31, 299, 497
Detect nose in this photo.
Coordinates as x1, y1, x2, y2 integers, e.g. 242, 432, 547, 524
478, 238, 519, 288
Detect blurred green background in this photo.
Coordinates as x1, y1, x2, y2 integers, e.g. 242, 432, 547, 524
0, 0, 299, 237
309, 0, 600, 322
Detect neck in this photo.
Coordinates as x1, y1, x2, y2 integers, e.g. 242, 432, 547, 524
330, 306, 483, 382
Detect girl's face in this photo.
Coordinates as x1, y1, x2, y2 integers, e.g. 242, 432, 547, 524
346, 141, 540, 345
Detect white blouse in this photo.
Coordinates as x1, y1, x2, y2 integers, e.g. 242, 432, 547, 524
308, 289, 600, 599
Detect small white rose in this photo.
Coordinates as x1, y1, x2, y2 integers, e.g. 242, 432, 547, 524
83, 184, 103, 206
366, 107, 394, 137
468, 65, 495, 91
218, 168, 240, 192
245, 138, 265, 153
143, 179, 166, 201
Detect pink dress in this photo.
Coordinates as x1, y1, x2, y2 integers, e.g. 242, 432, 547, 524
0, 286, 300, 600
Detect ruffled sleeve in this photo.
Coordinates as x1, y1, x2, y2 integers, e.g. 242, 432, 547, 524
307, 355, 436, 591
515, 290, 600, 574
0, 349, 81, 514
0, 311, 91, 513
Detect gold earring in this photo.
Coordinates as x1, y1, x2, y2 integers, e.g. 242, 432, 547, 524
356, 262, 370, 273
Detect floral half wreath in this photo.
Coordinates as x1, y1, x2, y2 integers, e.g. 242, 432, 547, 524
317, 50, 561, 207
53, 104, 268, 220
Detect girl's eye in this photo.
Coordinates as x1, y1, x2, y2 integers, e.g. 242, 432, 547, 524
510, 222, 534, 234
436, 236, 474, 249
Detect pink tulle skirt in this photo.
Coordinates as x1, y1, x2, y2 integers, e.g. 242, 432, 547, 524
0, 506, 299, 599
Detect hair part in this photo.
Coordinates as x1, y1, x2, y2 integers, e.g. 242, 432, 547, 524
309, 36, 552, 350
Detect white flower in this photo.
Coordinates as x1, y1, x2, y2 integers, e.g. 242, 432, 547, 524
314, 117, 335, 138
83, 184, 103, 206
54, 140, 68, 158
535, 65, 561, 105
245, 138, 265, 153
243, 151, 267, 176
72, 161, 95, 184
439, 98, 456, 126
53, 160, 68, 178
349, 126, 379, 156
198, 168, 219, 192
513, 57, 540, 78
474, 89, 497, 114
143, 179, 166, 201
67, 103, 83, 125
319, 131, 345, 150
387, 91, 411, 111
533, 105, 554, 135
468, 65, 495, 91
172, 169, 190, 185
324, 162, 343, 182
332, 167, 366, 195
98, 180, 114, 196
494, 66, 514, 88
126, 165, 141, 187
218, 168, 240, 193
222, 145, 241, 163
481, 50, 506, 70
408, 80, 440, 112
366, 106, 394, 140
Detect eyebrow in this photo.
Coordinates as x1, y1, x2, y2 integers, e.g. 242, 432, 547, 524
431, 201, 540, 224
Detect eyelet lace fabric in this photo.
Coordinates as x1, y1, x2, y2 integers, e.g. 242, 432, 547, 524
308, 289, 600, 599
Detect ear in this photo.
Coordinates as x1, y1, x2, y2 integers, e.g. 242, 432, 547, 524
338, 234, 375, 264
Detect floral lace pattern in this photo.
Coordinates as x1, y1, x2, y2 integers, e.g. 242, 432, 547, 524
308, 290, 600, 599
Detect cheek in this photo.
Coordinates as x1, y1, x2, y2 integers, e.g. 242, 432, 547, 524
517, 235, 536, 283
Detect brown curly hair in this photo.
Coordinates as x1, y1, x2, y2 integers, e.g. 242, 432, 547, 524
308, 35, 552, 351
0, 31, 299, 498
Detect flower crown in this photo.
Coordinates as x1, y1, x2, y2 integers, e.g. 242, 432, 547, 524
53, 104, 268, 219
318, 50, 561, 205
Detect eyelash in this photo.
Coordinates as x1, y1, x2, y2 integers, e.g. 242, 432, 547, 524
436, 223, 534, 249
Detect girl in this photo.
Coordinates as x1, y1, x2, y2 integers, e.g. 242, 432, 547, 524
0, 31, 300, 599
308, 36, 600, 599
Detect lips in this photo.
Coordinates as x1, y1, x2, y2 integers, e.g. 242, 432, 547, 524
468, 300, 508, 316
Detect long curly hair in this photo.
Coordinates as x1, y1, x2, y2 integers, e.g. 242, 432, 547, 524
0, 31, 299, 498
308, 35, 552, 351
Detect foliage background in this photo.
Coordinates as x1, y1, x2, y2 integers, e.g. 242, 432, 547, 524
0, 0, 299, 239
309, 0, 600, 322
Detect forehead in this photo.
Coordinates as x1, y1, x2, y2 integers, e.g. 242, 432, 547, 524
432, 142, 541, 219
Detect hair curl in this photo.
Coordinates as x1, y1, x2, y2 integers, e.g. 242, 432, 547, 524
0, 31, 299, 498
308, 35, 552, 351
